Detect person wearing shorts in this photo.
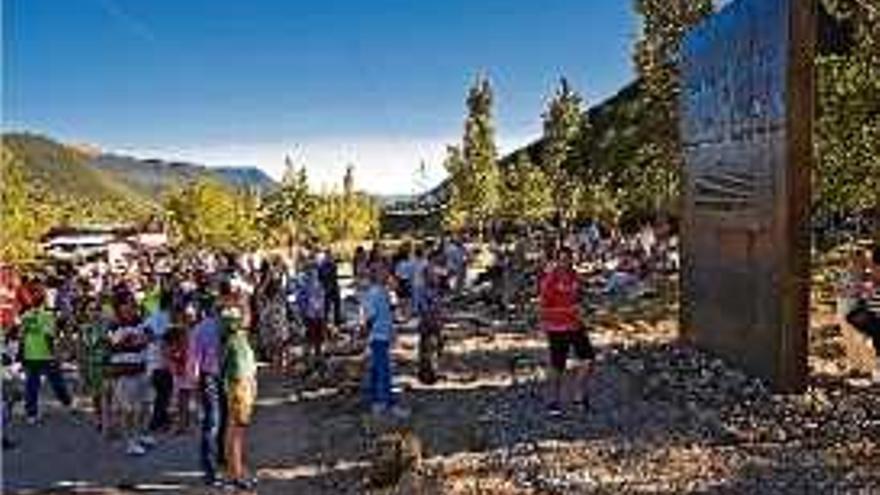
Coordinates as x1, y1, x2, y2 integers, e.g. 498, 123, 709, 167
221, 307, 257, 490
539, 246, 594, 415
115, 372, 154, 424
108, 300, 155, 456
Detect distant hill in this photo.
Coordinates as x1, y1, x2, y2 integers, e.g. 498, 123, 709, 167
213, 166, 277, 193
2, 133, 152, 212
2, 133, 278, 213
89, 153, 208, 200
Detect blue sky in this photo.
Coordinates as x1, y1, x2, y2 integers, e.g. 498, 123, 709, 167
3, 0, 638, 194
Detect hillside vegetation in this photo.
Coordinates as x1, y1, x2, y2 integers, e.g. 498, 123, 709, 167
1, 132, 276, 219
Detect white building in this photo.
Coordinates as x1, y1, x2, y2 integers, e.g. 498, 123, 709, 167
42, 225, 168, 269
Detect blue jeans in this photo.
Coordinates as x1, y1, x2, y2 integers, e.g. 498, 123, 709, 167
368, 340, 392, 408
24, 360, 71, 418
411, 286, 426, 315
199, 374, 221, 482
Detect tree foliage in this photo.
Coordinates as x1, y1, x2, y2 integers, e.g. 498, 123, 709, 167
0, 140, 149, 265
259, 161, 378, 247
442, 146, 468, 232
501, 151, 553, 225
0, 145, 43, 265
261, 157, 314, 248
631, 0, 715, 214
632, 0, 879, 232
309, 190, 379, 245
815, 0, 880, 227
444, 75, 501, 232
541, 77, 586, 224
163, 177, 261, 252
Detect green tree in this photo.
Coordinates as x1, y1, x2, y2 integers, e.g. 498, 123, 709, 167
163, 177, 259, 252
444, 75, 501, 233
541, 77, 586, 226
0, 145, 43, 264
815, 0, 880, 237
501, 151, 552, 226
632, 0, 715, 211
442, 145, 467, 232
262, 156, 314, 249
307, 190, 379, 246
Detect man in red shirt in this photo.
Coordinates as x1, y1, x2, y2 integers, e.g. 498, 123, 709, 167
539, 246, 594, 415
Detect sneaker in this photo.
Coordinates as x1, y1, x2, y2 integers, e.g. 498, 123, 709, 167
126, 440, 147, 456
25, 416, 38, 426
139, 434, 157, 448
231, 478, 256, 490
203, 476, 224, 488
546, 402, 563, 418
389, 405, 410, 420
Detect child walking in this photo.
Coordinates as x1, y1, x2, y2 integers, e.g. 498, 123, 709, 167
362, 265, 407, 418
21, 287, 73, 424
108, 299, 154, 455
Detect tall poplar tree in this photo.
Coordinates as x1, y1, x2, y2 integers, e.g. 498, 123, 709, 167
263, 155, 313, 249
541, 77, 586, 227
444, 75, 501, 233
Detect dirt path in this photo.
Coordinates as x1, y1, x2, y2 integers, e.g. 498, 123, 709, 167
2, 315, 650, 494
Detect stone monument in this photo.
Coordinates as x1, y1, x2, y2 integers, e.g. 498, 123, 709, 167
680, 0, 815, 391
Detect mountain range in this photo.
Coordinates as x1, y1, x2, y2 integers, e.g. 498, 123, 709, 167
2, 132, 277, 215
4, 77, 647, 223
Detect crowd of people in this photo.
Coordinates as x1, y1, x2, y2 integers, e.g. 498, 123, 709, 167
3, 220, 879, 491
2, 253, 261, 488
0, 236, 473, 488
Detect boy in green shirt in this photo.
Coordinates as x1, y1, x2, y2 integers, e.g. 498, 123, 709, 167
21, 288, 72, 423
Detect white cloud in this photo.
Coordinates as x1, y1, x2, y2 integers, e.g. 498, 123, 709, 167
117, 133, 536, 196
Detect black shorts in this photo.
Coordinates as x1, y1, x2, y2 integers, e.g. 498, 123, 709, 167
547, 330, 595, 371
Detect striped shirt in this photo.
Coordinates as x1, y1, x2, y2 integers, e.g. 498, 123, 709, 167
866, 287, 880, 315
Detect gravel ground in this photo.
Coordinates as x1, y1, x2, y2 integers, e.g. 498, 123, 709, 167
4, 277, 880, 494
